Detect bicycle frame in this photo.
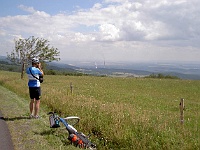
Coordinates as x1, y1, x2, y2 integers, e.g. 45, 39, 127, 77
48, 112, 96, 149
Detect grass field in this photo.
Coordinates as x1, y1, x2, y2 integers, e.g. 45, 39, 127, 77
0, 71, 199, 150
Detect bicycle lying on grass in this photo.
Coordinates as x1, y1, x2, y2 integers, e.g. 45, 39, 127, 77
48, 112, 97, 150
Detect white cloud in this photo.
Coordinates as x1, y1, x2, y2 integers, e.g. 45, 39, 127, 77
18, 5, 36, 13
104, 0, 127, 3
0, 30, 6, 36
0, 0, 200, 62
99, 23, 120, 41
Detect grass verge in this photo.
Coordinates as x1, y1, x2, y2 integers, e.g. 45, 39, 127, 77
0, 71, 199, 149
0, 85, 80, 150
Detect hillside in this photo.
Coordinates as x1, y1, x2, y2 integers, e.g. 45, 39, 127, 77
0, 71, 199, 149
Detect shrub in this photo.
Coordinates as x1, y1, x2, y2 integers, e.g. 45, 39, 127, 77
146, 73, 179, 79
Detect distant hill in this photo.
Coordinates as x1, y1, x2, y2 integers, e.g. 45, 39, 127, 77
1, 56, 200, 80
71, 61, 200, 80
0, 59, 21, 72
76, 67, 200, 80
162, 72, 200, 80
47, 62, 80, 71
0, 56, 10, 62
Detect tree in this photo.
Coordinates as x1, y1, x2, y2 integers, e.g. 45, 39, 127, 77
7, 36, 60, 79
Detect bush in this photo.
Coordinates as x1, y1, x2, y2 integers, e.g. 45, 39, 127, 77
146, 73, 179, 79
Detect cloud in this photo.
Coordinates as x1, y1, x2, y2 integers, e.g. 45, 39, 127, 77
0, 0, 200, 62
104, 0, 127, 3
18, 5, 36, 13
98, 23, 120, 41
2, 0, 199, 43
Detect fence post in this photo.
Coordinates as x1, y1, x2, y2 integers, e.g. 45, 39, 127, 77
179, 98, 184, 124
70, 82, 73, 95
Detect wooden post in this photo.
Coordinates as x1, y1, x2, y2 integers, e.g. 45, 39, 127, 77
70, 82, 73, 95
179, 98, 184, 124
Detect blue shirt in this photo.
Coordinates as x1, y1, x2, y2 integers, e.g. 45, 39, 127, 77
27, 67, 42, 87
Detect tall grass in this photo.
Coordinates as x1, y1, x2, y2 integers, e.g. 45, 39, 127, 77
0, 71, 199, 149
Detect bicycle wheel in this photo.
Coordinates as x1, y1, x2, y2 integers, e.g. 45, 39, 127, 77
64, 116, 80, 126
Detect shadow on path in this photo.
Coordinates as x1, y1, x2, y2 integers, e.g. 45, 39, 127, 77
0, 116, 31, 121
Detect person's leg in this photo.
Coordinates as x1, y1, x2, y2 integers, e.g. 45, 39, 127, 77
34, 87, 41, 118
29, 87, 35, 117
34, 100, 40, 117
30, 99, 35, 116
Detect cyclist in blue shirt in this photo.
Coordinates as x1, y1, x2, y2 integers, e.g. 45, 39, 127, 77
27, 58, 44, 119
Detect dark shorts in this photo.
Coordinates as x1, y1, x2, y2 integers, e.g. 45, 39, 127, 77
29, 87, 41, 100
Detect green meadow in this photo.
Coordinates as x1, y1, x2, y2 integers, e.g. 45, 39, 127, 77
0, 71, 199, 150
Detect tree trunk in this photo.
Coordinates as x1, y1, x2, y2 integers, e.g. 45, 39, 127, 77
21, 62, 25, 79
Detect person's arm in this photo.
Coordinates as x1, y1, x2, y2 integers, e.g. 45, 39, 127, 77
37, 63, 44, 76
39, 68, 44, 76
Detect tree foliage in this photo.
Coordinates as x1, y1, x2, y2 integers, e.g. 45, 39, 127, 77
7, 36, 60, 78
7, 36, 60, 64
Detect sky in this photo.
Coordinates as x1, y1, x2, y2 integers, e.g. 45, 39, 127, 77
0, 0, 200, 64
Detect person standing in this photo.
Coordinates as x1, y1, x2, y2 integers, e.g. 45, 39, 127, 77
26, 58, 44, 119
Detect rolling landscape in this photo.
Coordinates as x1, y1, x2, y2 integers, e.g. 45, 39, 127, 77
0, 56, 199, 149
49, 59, 200, 80
1, 55, 200, 80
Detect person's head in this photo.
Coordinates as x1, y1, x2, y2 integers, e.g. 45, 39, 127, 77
32, 58, 40, 67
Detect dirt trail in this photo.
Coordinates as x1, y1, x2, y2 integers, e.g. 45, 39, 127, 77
0, 111, 14, 150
